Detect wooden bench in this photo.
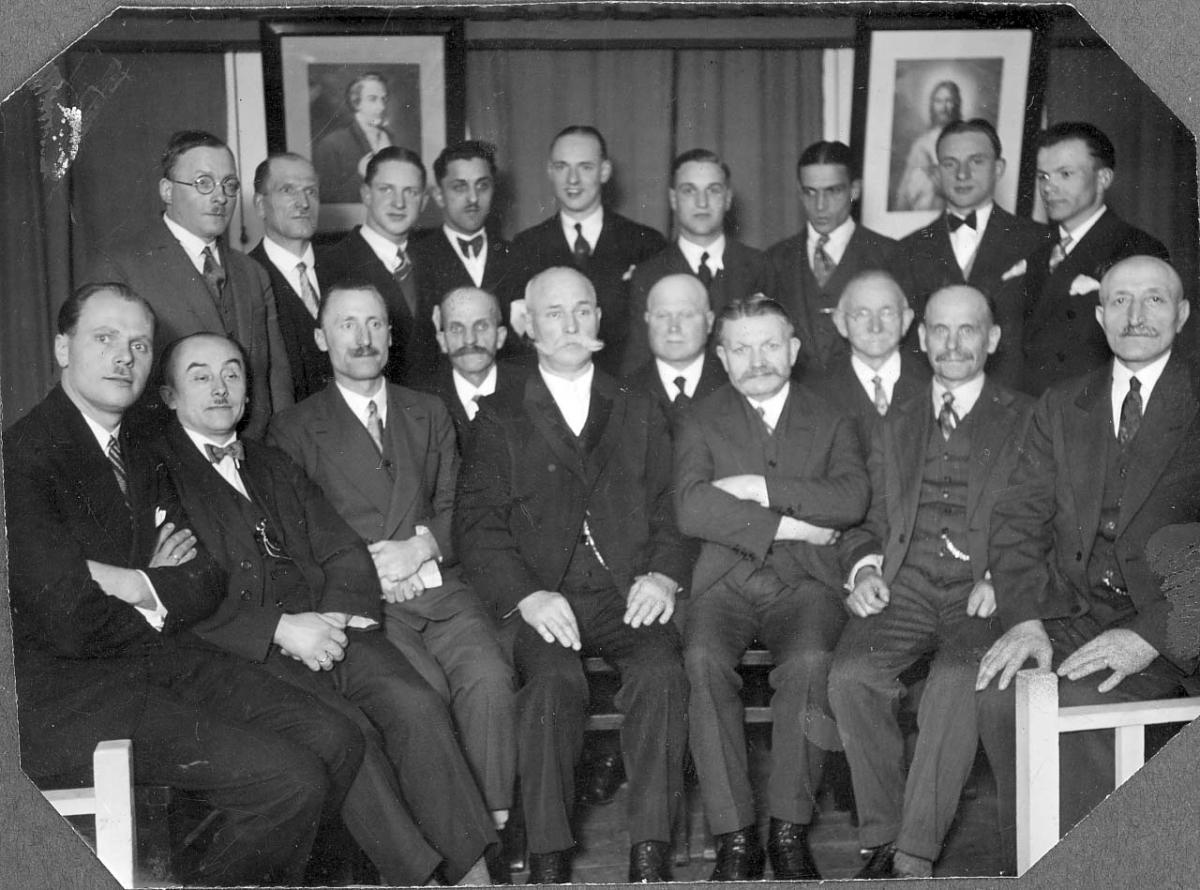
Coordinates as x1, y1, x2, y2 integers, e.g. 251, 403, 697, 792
1014, 668, 1200, 874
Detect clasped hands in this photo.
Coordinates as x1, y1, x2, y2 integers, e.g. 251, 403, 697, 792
370, 531, 438, 603
712, 474, 840, 545
276, 611, 352, 672
974, 619, 1158, 694
518, 572, 679, 650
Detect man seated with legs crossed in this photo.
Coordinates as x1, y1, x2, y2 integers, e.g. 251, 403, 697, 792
828, 285, 1034, 878
5, 283, 363, 886
154, 330, 497, 885
674, 295, 871, 880
455, 266, 690, 884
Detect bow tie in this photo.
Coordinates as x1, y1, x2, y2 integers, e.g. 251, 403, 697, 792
205, 441, 245, 464
458, 234, 484, 258
947, 211, 978, 232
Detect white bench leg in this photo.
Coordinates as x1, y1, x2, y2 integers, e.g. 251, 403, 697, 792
1016, 669, 1059, 875
92, 739, 136, 888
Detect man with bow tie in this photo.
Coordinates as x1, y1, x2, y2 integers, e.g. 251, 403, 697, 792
828, 284, 1033, 879
976, 255, 1200, 871
891, 119, 1051, 386
155, 330, 499, 886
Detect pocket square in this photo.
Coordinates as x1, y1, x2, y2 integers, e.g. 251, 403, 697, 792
1069, 274, 1101, 296
1001, 259, 1027, 281
622, 263, 637, 282
154, 507, 167, 528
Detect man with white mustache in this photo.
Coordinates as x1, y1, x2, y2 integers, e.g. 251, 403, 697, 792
455, 266, 690, 884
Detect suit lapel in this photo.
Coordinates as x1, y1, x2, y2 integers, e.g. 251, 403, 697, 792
166, 423, 264, 541
1067, 371, 1113, 556
892, 389, 931, 538
965, 381, 1011, 521
381, 387, 425, 537
1118, 357, 1199, 535
582, 378, 622, 484
526, 372, 588, 482
315, 387, 395, 520
153, 223, 227, 333
970, 208, 1014, 286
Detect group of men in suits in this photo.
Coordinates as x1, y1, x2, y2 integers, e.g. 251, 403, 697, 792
15, 106, 1196, 886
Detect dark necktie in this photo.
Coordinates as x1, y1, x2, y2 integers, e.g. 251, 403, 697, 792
673, 375, 690, 404
458, 234, 484, 259
872, 375, 889, 416
756, 404, 774, 436
813, 234, 835, 288
1117, 376, 1143, 447
697, 252, 714, 288
938, 391, 959, 441
107, 435, 129, 505
947, 211, 978, 232
572, 223, 591, 266
205, 440, 245, 465
1048, 233, 1073, 273
366, 400, 385, 454
295, 261, 319, 318
202, 246, 232, 328
393, 246, 416, 315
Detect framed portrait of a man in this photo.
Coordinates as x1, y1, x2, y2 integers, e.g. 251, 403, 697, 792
857, 27, 1038, 239
262, 19, 464, 233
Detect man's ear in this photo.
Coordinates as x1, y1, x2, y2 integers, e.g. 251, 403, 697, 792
495, 325, 508, 352
314, 327, 329, 354
54, 334, 69, 370
159, 385, 177, 410
599, 158, 613, 184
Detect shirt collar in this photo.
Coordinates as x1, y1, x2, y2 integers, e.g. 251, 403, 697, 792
1112, 350, 1171, 410
948, 200, 993, 233
677, 234, 726, 272
262, 235, 315, 273
359, 223, 408, 271
746, 381, 790, 430
163, 212, 217, 263
850, 350, 902, 392
932, 373, 987, 419
1060, 204, 1107, 244
655, 353, 706, 399
80, 413, 121, 452
452, 363, 498, 401
806, 217, 855, 263
444, 223, 487, 249
559, 206, 604, 248
181, 426, 238, 457
336, 379, 388, 426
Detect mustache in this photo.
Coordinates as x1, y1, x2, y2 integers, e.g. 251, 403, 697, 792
1119, 325, 1160, 337
450, 345, 492, 358
349, 346, 381, 358
535, 334, 605, 354
935, 350, 976, 363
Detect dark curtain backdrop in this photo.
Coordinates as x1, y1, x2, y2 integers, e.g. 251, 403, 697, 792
466, 47, 824, 249
1044, 45, 1198, 304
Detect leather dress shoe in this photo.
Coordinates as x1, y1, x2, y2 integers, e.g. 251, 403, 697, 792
578, 751, 626, 806
486, 840, 513, 884
526, 850, 572, 884
855, 842, 897, 879
628, 840, 672, 882
709, 826, 765, 881
767, 818, 820, 880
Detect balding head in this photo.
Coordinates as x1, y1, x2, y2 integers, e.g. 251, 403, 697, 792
834, 270, 914, 369
919, 285, 1000, 388
525, 266, 603, 375
645, 273, 713, 369
1097, 255, 1190, 370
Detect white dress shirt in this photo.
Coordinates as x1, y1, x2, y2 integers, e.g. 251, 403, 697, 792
163, 213, 219, 275
453, 364, 498, 421
444, 224, 488, 287
1059, 204, 1108, 247
948, 201, 994, 274
655, 354, 706, 401
747, 381, 790, 431
262, 236, 319, 308
807, 217, 856, 268
559, 207, 603, 253
1111, 351, 1170, 435
182, 427, 250, 500
678, 234, 726, 275
850, 351, 903, 405
932, 373, 987, 420
540, 363, 594, 436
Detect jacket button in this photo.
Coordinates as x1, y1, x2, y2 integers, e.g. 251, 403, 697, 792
899, 535, 906, 544
275, 600, 285, 609
240, 589, 251, 601
240, 559, 252, 571
1076, 551, 1083, 562
768, 460, 777, 468
1066, 309, 1076, 320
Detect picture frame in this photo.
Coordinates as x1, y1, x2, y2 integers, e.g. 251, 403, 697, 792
261, 18, 465, 234
855, 26, 1038, 240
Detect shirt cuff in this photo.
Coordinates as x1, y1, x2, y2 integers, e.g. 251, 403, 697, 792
133, 570, 168, 631
414, 524, 443, 563
346, 615, 379, 629
846, 554, 884, 593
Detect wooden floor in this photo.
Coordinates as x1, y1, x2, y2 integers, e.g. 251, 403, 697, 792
512, 727, 1005, 884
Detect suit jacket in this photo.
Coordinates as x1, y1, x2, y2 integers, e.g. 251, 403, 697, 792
620, 239, 777, 375
508, 211, 666, 375
417, 359, 531, 452
1020, 208, 1169, 395
156, 421, 382, 664
454, 366, 691, 616
4, 386, 224, 773
892, 206, 1052, 386
267, 381, 476, 629
89, 220, 293, 439
804, 350, 931, 450
990, 353, 1200, 675
674, 382, 870, 598
317, 227, 439, 387
839, 378, 1034, 585
622, 354, 727, 421
765, 224, 898, 377
248, 241, 332, 403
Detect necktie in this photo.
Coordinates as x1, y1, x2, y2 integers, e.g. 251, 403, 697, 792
107, 435, 129, 504
393, 246, 412, 282
697, 252, 714, 288
1117, 376, 1143, 447
947, 211, 978, 232
813, 234, 835, 288
204, 441, 245, 465
295, 261, 319, 318
756, 404, 774, 436
465, 392, 482, 421
394, 246, 416, 315
366, 400, 385, 454
938, 391, 959, 441
572, 223, 591, 266
202, 246, 231, 327
1048, 233, 1073, 273
673, 375, 690, 404
458, 234, 484, 259
872, 375, 889, 416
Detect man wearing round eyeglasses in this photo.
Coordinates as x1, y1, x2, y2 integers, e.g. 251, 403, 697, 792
90, 129, 293, 440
